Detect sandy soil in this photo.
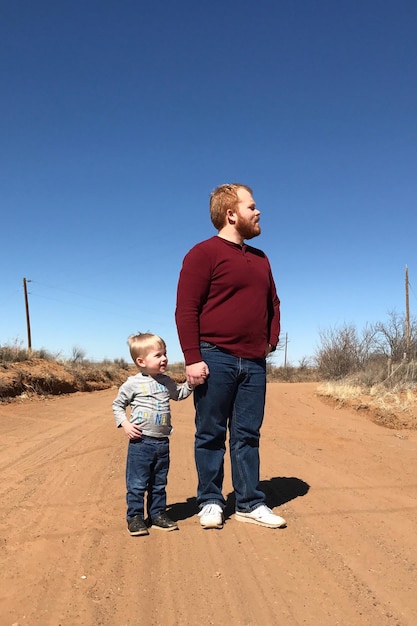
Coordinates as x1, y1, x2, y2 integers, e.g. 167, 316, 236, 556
1, 382, 416, 626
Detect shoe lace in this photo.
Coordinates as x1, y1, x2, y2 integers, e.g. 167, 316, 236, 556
256, 505, 272, 517
200, 504, 221, 516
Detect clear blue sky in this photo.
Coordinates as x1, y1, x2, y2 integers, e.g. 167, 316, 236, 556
1, 1, 416, 365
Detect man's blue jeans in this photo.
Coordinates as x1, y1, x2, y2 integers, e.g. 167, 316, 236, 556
194, 343, 267, 513
125, 435, 170, 521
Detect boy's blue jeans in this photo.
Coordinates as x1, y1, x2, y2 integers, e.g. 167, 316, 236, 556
125, 435, 170, 521
194, 342, 267, 512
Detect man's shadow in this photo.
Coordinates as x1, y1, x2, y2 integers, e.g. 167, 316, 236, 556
167, 476, 310, 522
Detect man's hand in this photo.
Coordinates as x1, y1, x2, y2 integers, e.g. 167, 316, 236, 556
265, 343, 275, 357
186, 361, 209, 386
121, 421, 143, 440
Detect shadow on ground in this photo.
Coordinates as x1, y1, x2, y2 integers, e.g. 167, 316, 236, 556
168, 476, 310, 522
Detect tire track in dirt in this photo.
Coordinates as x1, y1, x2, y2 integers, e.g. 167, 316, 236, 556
263, 384, 417, 625
1, 384, 417, 625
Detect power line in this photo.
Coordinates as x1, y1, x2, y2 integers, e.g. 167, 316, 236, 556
30, 280, 121, 307
28, 280, 168, 322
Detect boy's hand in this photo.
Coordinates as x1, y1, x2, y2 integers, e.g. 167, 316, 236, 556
121, 421, 142, 440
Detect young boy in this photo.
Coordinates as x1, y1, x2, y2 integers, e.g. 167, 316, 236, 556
112, 333, 193, 536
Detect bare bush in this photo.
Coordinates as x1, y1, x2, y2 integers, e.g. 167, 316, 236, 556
315, 324, 368, 379
315, 314, 417, 388
371, 310, 417, 361
343, 357, 389, 387
267, 364, 320, 383
71, 346, 87, 363
112, 358, 130, 370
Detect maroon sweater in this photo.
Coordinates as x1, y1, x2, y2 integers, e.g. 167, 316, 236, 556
175, 236, 280, 365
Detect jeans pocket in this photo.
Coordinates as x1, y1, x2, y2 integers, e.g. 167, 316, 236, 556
200, 341, 217, 352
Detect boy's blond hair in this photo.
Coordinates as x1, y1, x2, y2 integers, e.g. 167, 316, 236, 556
209, 183, 253, 230
127, 333, 166, 363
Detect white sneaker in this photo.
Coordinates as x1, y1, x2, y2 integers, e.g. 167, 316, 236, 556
235, 504, 286, 528
198, 503, 224, 529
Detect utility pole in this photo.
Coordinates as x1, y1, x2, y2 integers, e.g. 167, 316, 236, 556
23, 277, 32, 351
284, 332, 288, 368
405, 265, 410, 359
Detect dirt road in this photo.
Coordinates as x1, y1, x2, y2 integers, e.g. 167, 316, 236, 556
1, 383, 416, 625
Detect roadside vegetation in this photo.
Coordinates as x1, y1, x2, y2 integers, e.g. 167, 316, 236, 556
314, 311, 417, 429
1, 311, 416, 429
0, 342, 133, 400
0, 339, 319, 402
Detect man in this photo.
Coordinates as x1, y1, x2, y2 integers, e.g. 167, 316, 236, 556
175, 183, 286, 530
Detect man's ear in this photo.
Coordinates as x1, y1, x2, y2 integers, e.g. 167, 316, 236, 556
226, 208, 237, 224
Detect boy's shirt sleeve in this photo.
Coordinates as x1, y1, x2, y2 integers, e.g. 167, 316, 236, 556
176, 381, 194, 400
112, 381, 133, 427
164, 376, 193, 401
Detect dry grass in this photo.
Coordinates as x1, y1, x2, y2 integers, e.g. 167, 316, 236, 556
317, 381, 417, 429
370, 385, 417, 414
316, 382, 365, 402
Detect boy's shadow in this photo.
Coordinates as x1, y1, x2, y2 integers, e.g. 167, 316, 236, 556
167, 497, 198, 522
167, 476, 310, 522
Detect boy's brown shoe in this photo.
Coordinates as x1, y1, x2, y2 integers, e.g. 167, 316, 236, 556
128, 515, 149, 536
150, 512, 179, 531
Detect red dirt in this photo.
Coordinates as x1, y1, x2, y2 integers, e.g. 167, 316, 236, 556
1, 382, 416, 625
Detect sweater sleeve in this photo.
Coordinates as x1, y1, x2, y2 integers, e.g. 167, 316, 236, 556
175, 244, 212, 365
268, 264, 281, 348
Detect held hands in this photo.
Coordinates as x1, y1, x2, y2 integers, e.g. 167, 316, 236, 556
186, 361, 210, 387
121, 421, 143, 440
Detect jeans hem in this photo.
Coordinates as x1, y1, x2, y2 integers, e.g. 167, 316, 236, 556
198, 500, 224, 511
235, 502, 265, 514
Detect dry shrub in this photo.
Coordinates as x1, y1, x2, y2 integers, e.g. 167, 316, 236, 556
0, 356, 135, 402
0, 342, 57, 365
316, 379, 417, 430
267, 365, 320, 383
